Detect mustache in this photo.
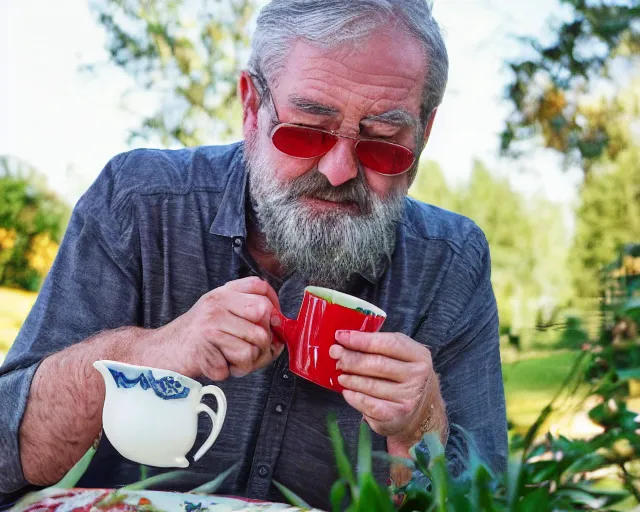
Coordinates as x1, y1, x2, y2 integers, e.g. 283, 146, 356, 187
283, 170, 372, 213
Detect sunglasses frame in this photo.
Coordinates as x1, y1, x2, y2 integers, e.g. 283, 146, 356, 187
254, 76, 416, 177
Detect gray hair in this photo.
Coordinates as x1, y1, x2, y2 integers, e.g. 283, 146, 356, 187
247, 0, 449, 126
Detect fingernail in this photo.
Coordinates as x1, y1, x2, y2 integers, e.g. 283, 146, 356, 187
271, 315, 281, 327
337, 374, 346, 384
329, 344, 343, 359
335, 330, 349, 342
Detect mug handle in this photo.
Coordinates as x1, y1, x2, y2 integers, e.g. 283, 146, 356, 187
193, 385, 228, 462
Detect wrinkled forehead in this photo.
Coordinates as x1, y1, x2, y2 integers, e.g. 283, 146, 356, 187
271, 28, 427, 123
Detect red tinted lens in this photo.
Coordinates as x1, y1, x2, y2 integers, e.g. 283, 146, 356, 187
355, 140, 414, 175
272, 125, 338, 158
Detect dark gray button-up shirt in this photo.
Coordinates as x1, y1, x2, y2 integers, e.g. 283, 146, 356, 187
0, 142, 507, 510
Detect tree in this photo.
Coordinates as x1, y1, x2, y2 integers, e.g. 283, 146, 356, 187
0, 156, 70, 291
411, 160, 571, 339
89, 0, 257, 147
501, 0, 640, 172
570, 144, 640, 298
409, 160, 457, 212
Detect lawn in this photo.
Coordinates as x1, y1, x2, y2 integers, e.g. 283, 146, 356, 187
502, 349, 595, 436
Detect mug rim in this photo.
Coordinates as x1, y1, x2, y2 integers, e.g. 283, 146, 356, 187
304, 286, 387, 318
96, 360, 202, 390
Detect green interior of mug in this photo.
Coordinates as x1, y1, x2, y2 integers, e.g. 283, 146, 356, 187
305, 286, 386, 318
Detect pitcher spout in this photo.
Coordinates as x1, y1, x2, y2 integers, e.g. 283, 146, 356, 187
93, 360, 114, 389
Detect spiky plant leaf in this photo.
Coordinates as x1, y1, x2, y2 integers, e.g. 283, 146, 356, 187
189, 462, 240, 494
122, 470, 190, 490
330, 479, 348, 512
357, 422, 372, 482
54, 446, 96, 489
327, 415, 357, 490
273, 480, 312, 509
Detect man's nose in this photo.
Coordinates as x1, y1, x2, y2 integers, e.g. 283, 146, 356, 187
316, 138, 359, 187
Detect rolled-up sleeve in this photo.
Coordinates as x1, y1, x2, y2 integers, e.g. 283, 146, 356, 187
0, 153, 142, 496
414, 227, 507, 478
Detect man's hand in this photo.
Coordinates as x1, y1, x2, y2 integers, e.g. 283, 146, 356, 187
154, 276, 284, 381
329, 330, 444, 445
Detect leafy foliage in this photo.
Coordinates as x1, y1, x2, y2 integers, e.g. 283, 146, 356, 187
570, 143, 640, 298
0, 156, 70, 290
501, 0, 640, 170
89, 0, 256, 147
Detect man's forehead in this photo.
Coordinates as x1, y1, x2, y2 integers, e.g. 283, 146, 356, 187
276, 35, 426, 121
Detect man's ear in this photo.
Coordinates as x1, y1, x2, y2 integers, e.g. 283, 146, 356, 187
238, 71, 261, 136
423, 107, 438, 145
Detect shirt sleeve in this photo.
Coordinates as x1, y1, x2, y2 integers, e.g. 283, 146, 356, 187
413, 226, 508, 480
0, 153, 142, 496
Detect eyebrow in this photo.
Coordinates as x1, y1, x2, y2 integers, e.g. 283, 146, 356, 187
287, 94, 419, 129
288, 94, 340, 117
362, 109, 420, 129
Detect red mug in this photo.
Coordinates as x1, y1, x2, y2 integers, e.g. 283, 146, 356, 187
272, 286, 386, 392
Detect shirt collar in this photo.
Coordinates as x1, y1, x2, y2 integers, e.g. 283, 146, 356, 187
208, 141, 394, 284
209, 142, 249, 240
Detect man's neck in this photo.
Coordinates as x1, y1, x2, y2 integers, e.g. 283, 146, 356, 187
246, 205, 286, 279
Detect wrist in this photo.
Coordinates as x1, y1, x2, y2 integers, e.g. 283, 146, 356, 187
99, 326, 173, 374
390, 373, 448, 450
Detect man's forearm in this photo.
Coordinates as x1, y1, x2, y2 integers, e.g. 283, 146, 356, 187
19, 327, 152, 487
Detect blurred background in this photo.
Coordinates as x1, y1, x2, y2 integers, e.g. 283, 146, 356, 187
1, 0, 639, 507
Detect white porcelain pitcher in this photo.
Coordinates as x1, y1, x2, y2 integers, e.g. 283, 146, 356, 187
93, 360, 226, 468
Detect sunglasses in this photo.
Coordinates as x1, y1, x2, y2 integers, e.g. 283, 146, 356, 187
261, 85, 416, 176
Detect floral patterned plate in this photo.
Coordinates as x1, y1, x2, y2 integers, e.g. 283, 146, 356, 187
11, 488, 323, 512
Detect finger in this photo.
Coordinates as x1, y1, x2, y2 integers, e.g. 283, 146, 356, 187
252, 338, 285, 372
213, 311, 273, 353
224, 276, 280, 309
224, 294, 275, 325
331, 346, 407, 382
198, 344, 230, 381
337, 374, 406, 403
215, 333, 261, 374
342, 389, 400, 423
335, 331, 430, 363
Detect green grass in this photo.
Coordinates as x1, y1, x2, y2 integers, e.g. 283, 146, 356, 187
502, 350, 588, 432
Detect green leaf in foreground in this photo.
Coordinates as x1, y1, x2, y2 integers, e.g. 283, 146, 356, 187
355, 473, 395, 512
327, 415, 357, 490
357, 421, 372, 481
122, 470, 191, 490
273, 480, 312, 509
189, 462, 240, 494
330, 479, 347, 512
54, 446, 96, 489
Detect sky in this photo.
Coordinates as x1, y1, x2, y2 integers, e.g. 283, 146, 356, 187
0, 0, 584, 212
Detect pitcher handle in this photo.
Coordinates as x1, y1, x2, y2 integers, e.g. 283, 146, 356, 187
193, 385, 227, 462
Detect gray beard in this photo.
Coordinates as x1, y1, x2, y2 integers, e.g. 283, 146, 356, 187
245, 136, 405, 290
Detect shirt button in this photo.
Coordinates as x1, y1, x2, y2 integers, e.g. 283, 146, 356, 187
275, 404, 284, 414
233, 238, 243, 248
257, 465, 269, 477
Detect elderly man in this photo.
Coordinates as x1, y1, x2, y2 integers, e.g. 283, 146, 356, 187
0, 0, 507, 509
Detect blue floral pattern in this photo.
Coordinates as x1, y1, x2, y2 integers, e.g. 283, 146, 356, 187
108, 368, 190, 400
183, 501, 208, 512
